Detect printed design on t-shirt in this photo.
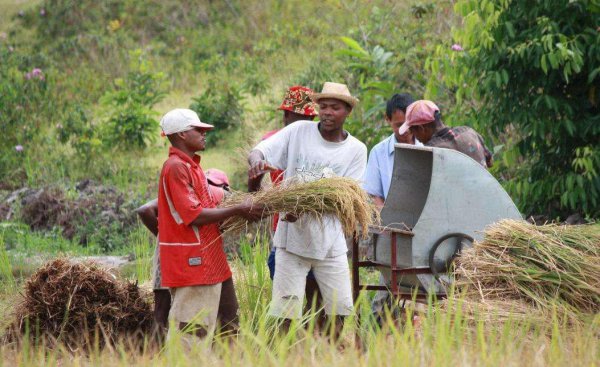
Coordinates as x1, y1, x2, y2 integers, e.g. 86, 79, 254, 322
294, 154, 341, 182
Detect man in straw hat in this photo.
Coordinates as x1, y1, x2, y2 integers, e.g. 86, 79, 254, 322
399, 100, 493, 168
157, 108, 264, 342
248, 85, 325, 318
247, 82, 367, 333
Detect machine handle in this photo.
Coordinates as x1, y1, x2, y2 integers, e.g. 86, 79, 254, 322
428, 233, 474, 278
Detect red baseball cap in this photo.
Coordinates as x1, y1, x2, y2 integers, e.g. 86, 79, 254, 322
399, 100, 440, 135
209, 185, 225, 205
205, 168, 230, 187
277, 86, 318, 117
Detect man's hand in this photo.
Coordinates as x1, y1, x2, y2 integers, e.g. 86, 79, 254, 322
370, 195, 385, 212
281, 213, 298, 222
248, 159, 277, 180
236, 198, 265, 221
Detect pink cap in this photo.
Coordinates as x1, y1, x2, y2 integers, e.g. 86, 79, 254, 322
205, 168, 230, 187
399, 100, 440, 135
209, 185, 225, 205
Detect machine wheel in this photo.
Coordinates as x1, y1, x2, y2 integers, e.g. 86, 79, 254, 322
428, 233, 474, 278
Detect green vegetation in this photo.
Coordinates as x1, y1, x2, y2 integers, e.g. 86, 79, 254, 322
427, 0, 600, 219
0, 0, 458, 252
2, 0, 595, 222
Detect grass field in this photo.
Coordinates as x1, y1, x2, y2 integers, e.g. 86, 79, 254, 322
0, 239, 598, 367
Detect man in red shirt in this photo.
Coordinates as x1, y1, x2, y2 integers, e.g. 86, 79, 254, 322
135, 168, 231, 338
158, 108, 263, 340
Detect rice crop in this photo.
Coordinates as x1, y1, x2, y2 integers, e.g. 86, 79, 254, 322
220, 177, 379, 239
453, 219, 600, 323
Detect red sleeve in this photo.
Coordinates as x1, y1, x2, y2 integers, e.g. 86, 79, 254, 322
163, 162, 204, 226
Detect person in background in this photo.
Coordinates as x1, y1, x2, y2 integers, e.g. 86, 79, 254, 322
400, 100, 493, 168
363, 93, 421, 210
362, 93, 422, 319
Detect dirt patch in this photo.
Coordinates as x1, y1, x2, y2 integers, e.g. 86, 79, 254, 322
1, 180, 147, 250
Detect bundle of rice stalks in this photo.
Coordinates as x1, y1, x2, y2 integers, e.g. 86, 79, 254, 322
4, 258, 153, 350
220, 176, 379, 239
453, 220, 600, 323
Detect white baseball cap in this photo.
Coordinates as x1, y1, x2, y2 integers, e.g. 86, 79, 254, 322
159, 108, 214, 136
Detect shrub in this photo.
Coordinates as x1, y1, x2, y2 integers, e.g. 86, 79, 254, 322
427, 0, 600, 219
329, 3, 453, 150
57, 105, 104, 157
189, 82, 245, 147
0, 46, 58, 185
99, 50, 165, 150
335, 37, 396, 149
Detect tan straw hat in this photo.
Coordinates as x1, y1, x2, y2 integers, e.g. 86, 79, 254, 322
311, 82, 359, 107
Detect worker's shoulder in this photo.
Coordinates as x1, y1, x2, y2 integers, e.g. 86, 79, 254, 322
369, 134, 393, 153
272, 120, 315, 138
161, 155, 194, 176
287, 120, 315, 130
451, 125, 479, 135
346, 133, 368, 154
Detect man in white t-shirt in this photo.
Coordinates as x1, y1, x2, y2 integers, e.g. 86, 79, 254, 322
247, 82, 367, 329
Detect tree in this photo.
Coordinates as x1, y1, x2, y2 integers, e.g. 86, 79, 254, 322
428, 0, 600, 219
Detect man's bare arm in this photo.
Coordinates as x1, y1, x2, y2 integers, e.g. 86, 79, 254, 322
189, 199, 264, 227
135, 199, 159, 236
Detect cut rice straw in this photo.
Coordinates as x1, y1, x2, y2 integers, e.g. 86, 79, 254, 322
220, 176, 380, 239
451, 219, 600, 324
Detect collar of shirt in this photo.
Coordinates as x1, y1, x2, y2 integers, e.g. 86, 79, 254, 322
386, 134, 425, 153
169, 146, 201, 168
431, 127, 452, 141
387, 134, 399, 155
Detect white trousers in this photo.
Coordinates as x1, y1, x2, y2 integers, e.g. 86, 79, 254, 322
269, 248, 353, 319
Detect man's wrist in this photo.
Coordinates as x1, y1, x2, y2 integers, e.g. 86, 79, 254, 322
248, 150, 265, 165
250, 157, 264, 167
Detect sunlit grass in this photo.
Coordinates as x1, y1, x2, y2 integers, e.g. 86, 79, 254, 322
0, 230, 16, 293
1, 229, 598, 366
129, 225, 154, 284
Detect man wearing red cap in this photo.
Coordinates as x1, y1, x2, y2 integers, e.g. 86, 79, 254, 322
400, 100, 493, 168
247, 86, 324, 315
154, 108, 264, 342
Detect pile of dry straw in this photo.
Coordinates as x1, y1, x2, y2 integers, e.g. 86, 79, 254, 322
4, 258, 153, 350
452, 219, 600, 324
221, 176, 379, 239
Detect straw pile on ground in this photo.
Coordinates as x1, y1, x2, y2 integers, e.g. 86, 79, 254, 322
4, 258, 153, 350
452, 220, 600, 324
220, 176, 379, 239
